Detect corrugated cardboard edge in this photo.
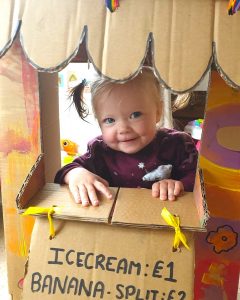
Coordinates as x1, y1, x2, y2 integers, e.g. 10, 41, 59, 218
19, 27, 85, 73
4, 32, 239, 93
19, 28, 214, 93
194, 168, 209, 228
110, 222, 206, 232
16, 153, 45, 210
213, 42, 240, 90
0, 20, 21, 58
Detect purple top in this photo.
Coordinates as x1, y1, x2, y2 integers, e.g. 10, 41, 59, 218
54, 129, 198, 191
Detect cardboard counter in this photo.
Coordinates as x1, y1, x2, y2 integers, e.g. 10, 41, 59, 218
16, 155, 207, 300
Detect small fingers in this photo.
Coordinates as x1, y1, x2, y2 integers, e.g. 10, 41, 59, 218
152, 180, 181, 201
159, 181, 170, 201
70, 181, 112, 207
85, 184, 100, 207
69, 185, 82, 204
78, 184, 90, 207
167, 181, 176, 201
173, 181, 184, 196
152, 182, 160, 198
152, 181, 169, 200
94, 180, 113, 200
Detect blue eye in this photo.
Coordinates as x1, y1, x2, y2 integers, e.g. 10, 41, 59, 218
130, 111, 142, 119
103, 117, 115, 124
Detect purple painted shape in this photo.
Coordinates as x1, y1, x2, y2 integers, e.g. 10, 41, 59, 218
201, 104, 240, 169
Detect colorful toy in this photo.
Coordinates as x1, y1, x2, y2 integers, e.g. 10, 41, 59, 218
184, 119, 204, 151
61, 139, 78, 156
60, 139, 79, 165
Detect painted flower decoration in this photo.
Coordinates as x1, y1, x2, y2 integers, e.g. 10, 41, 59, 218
206, 225, 238, 254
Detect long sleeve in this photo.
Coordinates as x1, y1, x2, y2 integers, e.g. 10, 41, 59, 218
170, 131, 198, 191
54, 136, 109, 184
54, 130, 198, 191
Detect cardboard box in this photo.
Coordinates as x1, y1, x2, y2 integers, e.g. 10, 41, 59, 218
23, 218, 196, 300
16, 154, 207, 299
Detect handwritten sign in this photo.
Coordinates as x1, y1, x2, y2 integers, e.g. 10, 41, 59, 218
23, 218, 194, 299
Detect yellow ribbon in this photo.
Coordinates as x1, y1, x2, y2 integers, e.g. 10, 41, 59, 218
161, 207, 190, 251
22, 206, 61, 239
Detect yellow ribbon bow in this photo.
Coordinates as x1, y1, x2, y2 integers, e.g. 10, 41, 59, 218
161, 207, 190, 251
22, 206, 61, 239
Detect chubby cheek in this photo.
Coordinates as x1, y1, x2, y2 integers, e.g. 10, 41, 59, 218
139, 123, 156, 139
101, 128, 116, 146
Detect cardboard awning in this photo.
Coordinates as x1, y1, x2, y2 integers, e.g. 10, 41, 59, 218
1, 0, 240, 92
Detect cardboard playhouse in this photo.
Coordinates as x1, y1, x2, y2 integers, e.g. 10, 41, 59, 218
0, 1, 239, 299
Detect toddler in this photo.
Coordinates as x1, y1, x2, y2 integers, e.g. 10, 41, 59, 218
54, 68, 198, 206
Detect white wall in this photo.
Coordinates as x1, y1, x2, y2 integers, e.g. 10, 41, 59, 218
58, 63, 101, 156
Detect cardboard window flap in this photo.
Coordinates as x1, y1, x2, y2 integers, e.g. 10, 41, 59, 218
111, 188, 204, 232
22, 183, 118, 224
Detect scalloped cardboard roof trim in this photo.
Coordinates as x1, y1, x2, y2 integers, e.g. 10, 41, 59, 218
0, 0, 240, 92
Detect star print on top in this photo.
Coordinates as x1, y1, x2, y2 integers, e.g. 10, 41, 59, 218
138, 162, 145, 169
54, 128, 198, 191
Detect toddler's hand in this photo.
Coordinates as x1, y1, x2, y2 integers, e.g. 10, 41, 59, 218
64, 168, 113, 206
152, 179, 184, 201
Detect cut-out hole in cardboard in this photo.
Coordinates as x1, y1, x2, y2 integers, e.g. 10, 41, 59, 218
16, 62, 210, 231
57, 62, 209, 197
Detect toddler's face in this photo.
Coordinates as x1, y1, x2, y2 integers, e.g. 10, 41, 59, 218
94, 80, 161, 154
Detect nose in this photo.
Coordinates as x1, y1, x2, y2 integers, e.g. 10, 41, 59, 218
117, 120, 130, 134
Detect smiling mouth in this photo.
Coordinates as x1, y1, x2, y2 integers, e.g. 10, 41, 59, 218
121, 138, 137, 143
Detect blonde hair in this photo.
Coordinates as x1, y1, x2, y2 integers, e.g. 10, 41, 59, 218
91, 67, 162, 116
69, 67, 162, 121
